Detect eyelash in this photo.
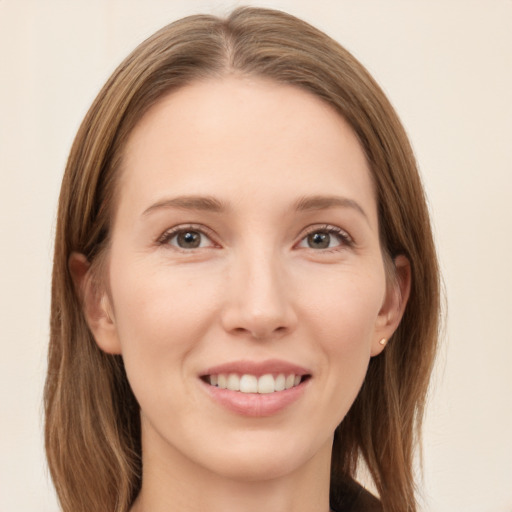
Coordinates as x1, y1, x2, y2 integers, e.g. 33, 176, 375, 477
157, 224, 219, 250
298, 224, 354, 251
156, 224, 354, 251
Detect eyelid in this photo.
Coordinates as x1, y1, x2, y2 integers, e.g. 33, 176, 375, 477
156, 223, 219, 249
296, 224, 354, 249
155, 223, 353, 251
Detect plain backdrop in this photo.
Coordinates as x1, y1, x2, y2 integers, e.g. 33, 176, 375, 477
1, 1, 511, 510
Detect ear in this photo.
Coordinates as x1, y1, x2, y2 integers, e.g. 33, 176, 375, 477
371, 254, 411, 356
68, 252, 122, 354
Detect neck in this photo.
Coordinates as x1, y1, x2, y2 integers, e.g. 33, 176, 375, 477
130, 421, 333, 512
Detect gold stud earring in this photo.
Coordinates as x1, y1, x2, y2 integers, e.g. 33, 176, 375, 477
379, 338, 387, 346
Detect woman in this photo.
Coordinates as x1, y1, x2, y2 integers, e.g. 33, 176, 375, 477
45, 7, 440, 512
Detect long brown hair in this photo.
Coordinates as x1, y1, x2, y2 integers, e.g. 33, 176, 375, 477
45, 7, 440, 512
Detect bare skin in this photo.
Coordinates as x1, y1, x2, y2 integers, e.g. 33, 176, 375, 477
71, 76, 409, 512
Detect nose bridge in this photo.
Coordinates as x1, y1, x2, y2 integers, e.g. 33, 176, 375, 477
222, 242, 296, 339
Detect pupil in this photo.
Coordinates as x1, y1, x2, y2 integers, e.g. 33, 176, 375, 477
178, 231, 200, 248
308, 232, 330, 249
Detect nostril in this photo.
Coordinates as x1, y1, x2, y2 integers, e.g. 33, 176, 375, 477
221, 297, 297, 340
230, 324, 288, 340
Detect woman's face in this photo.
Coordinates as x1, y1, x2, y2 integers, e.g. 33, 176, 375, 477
84, 77, 406, 481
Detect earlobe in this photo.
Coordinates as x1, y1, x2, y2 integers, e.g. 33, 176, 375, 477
371, 254, 411, 356
68, 252, 122, 355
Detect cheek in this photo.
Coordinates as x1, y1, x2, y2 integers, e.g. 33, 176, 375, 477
107, 256, 223, 393
301, 266, 385, 348
110, 254, 220, 338
299, 268, 385, 417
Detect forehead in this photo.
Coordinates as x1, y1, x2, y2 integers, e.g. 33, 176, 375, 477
118, 76, 377, 224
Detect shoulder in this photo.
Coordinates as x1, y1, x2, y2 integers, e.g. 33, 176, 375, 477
330, 478, 382, 512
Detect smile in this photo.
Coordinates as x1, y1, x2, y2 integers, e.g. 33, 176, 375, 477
199, 360, 311, 416
203, 373, 307, 394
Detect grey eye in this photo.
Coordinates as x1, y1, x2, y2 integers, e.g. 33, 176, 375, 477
297, 226, 352, 251
307, 232, 331, 249
166, 230, 212, 249
176, 231, 202, 248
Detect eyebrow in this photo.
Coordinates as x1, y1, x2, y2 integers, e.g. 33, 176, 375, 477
142, 193, 368, 221
294, 195, 368, 220
142, 195, 226, 216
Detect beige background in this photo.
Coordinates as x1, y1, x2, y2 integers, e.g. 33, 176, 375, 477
1, 0, 511, 510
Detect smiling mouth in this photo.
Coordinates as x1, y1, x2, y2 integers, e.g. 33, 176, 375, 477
201, 373, 310, 394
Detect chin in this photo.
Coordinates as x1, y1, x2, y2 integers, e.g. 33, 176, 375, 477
207, 451, 307, 482
191, 429, 330, 483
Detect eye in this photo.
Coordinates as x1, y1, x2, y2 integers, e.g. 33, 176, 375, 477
158, 226, 217, 250
297, 226, 353, 250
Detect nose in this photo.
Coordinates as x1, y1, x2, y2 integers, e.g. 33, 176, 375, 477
221, 248, 298, 340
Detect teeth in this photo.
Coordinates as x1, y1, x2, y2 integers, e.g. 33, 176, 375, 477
275, 374, 285, 391
258, 374, 275, 394
208, 373, 304, 393
239, 374, 258, 393
227, 373, 240, 391
218, 374, 227, 389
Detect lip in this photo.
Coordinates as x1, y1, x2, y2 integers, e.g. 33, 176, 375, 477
199, 359, 311, 417
200, 359, 310, 378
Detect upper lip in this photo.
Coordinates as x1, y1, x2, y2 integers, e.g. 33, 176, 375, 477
200, 359, 311, 378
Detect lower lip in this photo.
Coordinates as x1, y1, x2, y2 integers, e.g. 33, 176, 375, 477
201, 379, 309, 417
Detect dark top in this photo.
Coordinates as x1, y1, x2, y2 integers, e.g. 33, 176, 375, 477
330, 478, 382, 512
